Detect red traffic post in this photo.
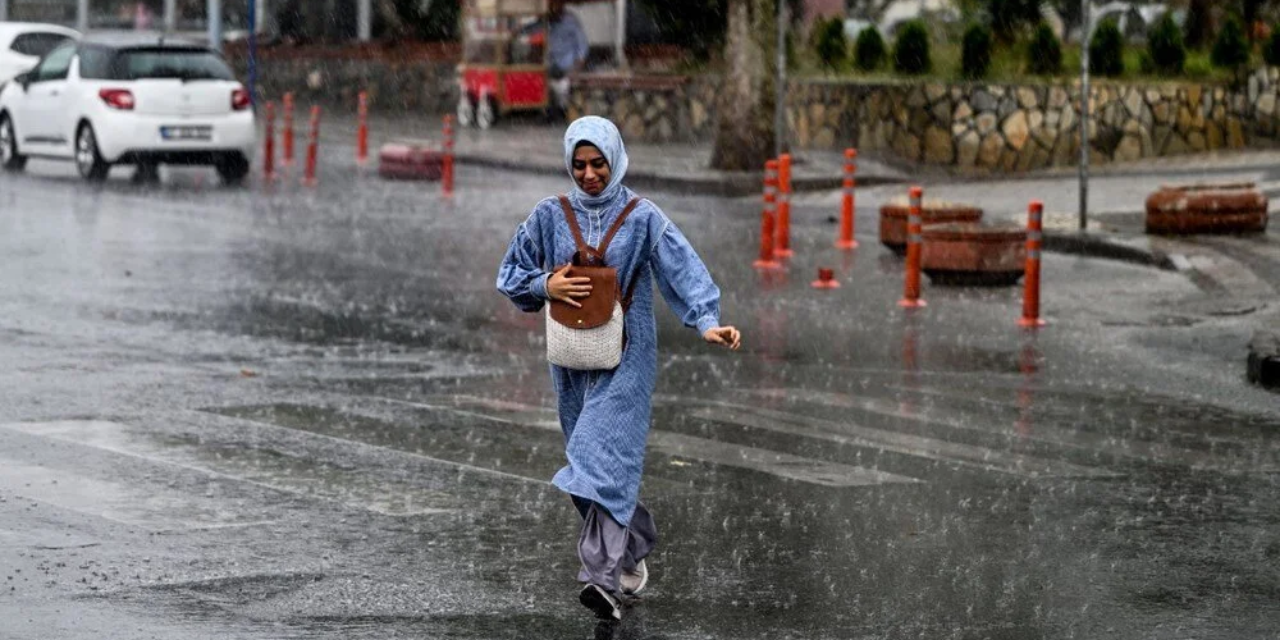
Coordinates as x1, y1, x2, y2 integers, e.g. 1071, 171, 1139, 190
442, 114, 455, 197
356, 91, 369, 167
811, 267, 840, 289
282, 92, 295, 166
302, 105, 321, 187
1020, 200, 1047, 328
775, 153, 794, 258
262, 100, 276, 182
836, 148, 858, 249
898, 186, 928, 308
754, 160, 781, 270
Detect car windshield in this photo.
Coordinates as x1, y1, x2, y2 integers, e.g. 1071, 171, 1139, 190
114, 49, 235, 81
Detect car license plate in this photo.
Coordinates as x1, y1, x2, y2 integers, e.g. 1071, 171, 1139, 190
160, 126, 212, 141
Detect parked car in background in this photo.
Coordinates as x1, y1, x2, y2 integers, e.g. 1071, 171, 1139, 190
0, 33, 255, 184
0, 22, 81, 84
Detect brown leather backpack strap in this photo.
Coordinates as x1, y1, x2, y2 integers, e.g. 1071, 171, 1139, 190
597, 197, 642, 257
557, 195, 593, 259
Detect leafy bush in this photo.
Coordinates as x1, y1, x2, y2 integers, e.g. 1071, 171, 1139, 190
1148, 12, 1186, 75
855, 26, 887, 71
1211, 17, 1250, 69
1089, 19, 1125, 77
987, 0, 1043, 42
1026, 23, 1062, 75
813, 17, 848, 71
893, 20, 931, 75
961, 23, 993, 79
1183, 0, 1215, 50
1266, 25, 1280, 67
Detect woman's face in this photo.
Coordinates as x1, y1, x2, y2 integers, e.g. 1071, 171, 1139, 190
572, 145, 610, 196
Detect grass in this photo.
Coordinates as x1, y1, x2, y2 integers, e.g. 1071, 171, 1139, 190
799, 40, 1248, 85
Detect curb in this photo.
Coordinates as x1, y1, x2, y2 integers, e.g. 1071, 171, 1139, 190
454, 153, 906, 197
1043, 230, 1177, 271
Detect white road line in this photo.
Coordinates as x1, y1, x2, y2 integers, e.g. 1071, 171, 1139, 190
681, 398, 1118, 479
368, 395, 920, 488
0, 420, 475, 518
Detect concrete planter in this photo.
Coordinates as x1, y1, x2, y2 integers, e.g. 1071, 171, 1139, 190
880, 200, 984, 255
921, 223, 1027, 286
1145, 182, 1269, 235
378, 142, 444, 180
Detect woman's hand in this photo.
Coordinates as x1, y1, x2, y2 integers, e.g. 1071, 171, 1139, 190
702, 326, 742, 350
546, 265, 593, 308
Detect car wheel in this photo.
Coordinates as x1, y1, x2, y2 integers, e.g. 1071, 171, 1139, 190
476, 97, 495, 130
0, 114, 26, 172
75, 124, 110, 182
215, 155, 250, 186
456, 93, 474, 128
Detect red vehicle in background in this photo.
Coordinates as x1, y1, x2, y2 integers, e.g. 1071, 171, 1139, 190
456, 0, 550, 129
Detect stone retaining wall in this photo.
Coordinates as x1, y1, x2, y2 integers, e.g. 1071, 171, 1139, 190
567, 68, 1280, 172
791, 69, 1280, 172
228, 45, 458, 113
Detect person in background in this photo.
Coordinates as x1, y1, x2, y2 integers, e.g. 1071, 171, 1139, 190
547, 0, 588, 117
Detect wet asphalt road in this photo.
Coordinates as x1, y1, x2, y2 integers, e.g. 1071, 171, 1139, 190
1, 149, 1279, 640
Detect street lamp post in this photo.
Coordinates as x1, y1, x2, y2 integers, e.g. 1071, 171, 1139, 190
0, 0, 8, 22
77, 0, 89, 32
208, 0, 222, 51
1079, 0, 1091, 231
248, 0, 258, 106
775, 0, 788, 158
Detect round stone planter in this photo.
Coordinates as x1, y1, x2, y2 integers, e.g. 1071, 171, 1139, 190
921, 223, 1026, 287
880, 200, 984, 255
1145, 182, 1269, 235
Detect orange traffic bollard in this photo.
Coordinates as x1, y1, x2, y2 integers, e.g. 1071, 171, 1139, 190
811, 267, 840, 289
836, 148, 858, 249
356, 91, 369, 166
263, 101, 275, 181
303, 106, 320, 187
898, 186, 927, 308
1020, 200, 1047, 328
282, 92, 295, 166
754, 160, 781, 269
775, 153, 793, 258
442, 114, 455, 196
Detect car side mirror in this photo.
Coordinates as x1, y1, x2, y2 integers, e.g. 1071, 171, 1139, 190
14, 72, 30, 90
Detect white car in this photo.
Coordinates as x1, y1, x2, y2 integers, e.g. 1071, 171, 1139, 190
0, 22, 80, 85
0, 33, 256, 184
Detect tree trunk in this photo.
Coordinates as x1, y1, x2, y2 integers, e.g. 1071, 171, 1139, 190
376, 0, 407, 37
710, 0, 777, 171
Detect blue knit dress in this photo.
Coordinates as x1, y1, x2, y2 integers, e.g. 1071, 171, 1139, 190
497, 183, 722, 527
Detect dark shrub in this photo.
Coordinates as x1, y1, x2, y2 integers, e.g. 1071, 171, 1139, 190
1265, 24, 1280, 67
987, 0, 1042, 42
1148, 12, 1186, 75
893, 20, 931, 75
961, 23, 993, 79
1212, 17, 1250, 69
814, 17, 848, 71
1026, 22, 1063, 75
855, 26, 887, 71
1090, 19, 1125, 77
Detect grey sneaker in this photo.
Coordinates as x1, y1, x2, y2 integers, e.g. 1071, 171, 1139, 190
620, 559, 648, 596
579, 584, 622, 620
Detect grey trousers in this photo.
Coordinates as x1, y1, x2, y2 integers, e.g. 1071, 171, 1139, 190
573, 496, 658, 594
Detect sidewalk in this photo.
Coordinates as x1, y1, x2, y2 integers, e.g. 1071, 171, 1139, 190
339, 115, 1278, 300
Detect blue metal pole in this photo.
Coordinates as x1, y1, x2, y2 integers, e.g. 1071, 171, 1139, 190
248, 0, 258, 107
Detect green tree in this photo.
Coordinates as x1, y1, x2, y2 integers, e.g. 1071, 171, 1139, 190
1265, 23, 1280, 66
893, 20, 931, 74
986, 0, 1043, 42
1149, 12, 1187, 75
813, 16, 848, 71
1026, 22, 1062, 75
1089, 18, 1125, 77
1212, 17, 1251, 69
854, 26, 887, 71
961, 23, 993, 79
1184, 0, 1215, 50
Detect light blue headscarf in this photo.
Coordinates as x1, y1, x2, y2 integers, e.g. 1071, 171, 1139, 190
563, 116, 629, 208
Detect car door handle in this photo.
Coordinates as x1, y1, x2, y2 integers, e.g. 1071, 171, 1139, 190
49, 90, 59, 96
